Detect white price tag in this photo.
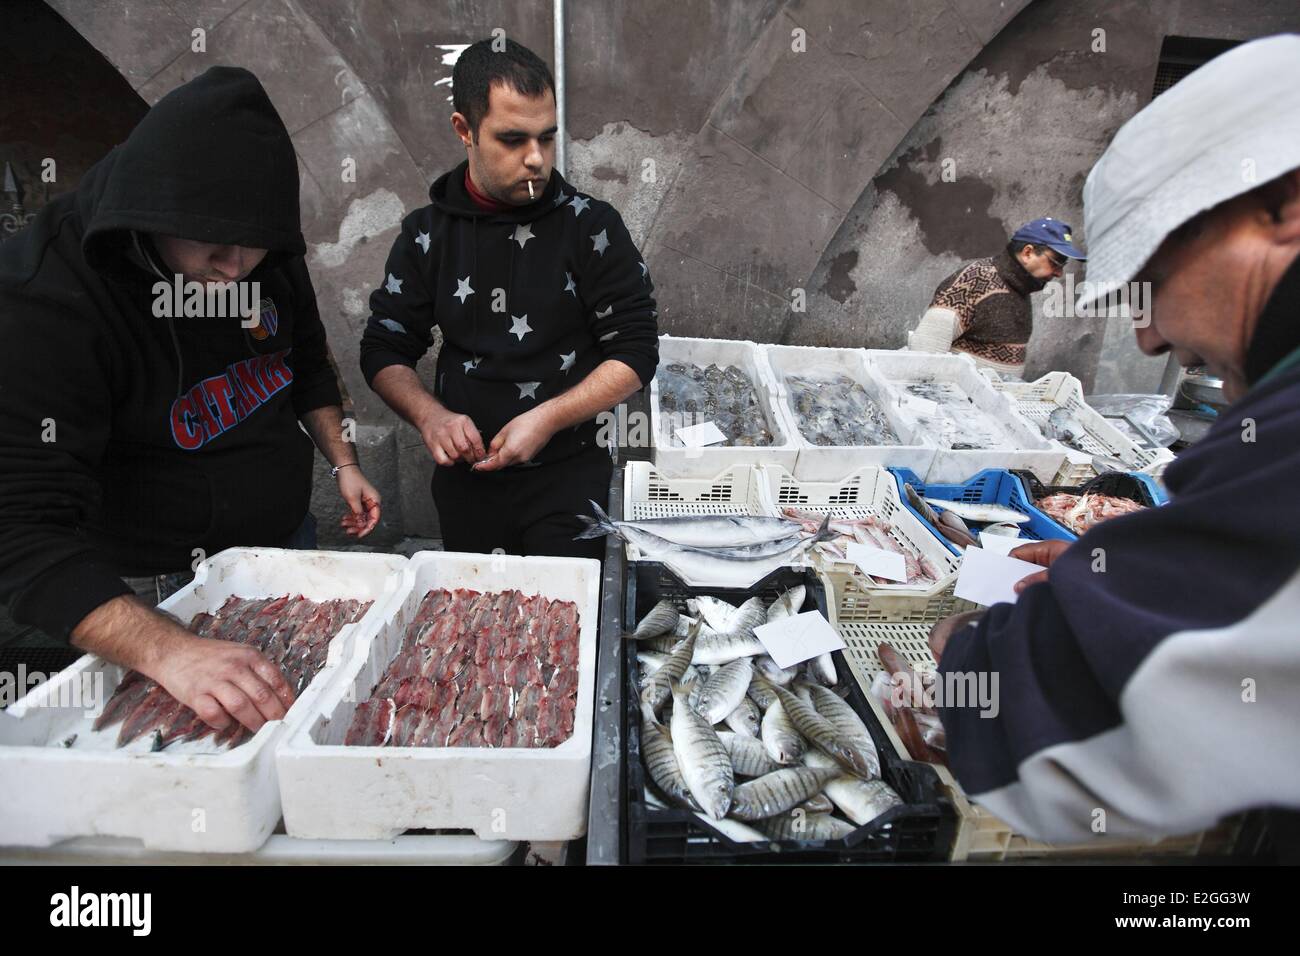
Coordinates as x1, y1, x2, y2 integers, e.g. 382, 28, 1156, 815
845, 542, 908, 582
753, 612, 846, 670
954, 546, 1043, 606
676, 421, 727, 447
977, 531, 1024, 556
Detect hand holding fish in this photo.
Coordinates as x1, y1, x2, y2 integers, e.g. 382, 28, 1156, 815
473, 408, 556, 471
419, 405, 487, 467
336, 466, 382, 537
1010, 539, 1072, 593
149, 633, 295, 734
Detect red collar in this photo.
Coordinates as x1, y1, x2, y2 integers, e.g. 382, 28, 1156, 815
464, 169, 512, 213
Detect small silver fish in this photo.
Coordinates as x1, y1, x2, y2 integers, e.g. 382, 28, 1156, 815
694, 630, 766, 666
805, 751, 902, 825
729, 766, 842, 821
759, 810, 856, 842
636, 651, 669, 676
669, 679, 734, 820
640, 702, 701, 811
629, 600, 680, 641
640, 623, 699, 714
690, 596, 740, 632
755, 654, 799, 686
799, 793, 835, 815
761, 698, 805, 765
748, 676, 779, 711
766, 585, 806, 623
696, 659, 753, 725
693, 813, 768, 844
723, 695, 762, 737
767, 679, 876, 780
803, 683, 881, 779
806, 653, 838, 687
729, 596, 769, 638
717, 730, 782, 777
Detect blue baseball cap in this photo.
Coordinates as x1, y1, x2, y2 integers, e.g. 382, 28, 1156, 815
1011, 217, 1087, 260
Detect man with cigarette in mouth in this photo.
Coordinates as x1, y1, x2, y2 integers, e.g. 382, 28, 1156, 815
361, 38, 658, 559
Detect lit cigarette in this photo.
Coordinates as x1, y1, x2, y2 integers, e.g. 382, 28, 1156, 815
527, 180, 535, 200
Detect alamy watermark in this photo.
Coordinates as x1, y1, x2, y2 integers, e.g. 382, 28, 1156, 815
152, 275, 261, 328
1041, 274, 1153, 328
888, 668, 1000, 718
0, 665, 104, 718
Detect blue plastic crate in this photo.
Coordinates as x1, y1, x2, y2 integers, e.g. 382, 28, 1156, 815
1012, 469, 1169, 538
888, 467, 1073, 555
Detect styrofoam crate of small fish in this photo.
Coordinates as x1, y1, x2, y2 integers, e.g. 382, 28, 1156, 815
756, 344, 938, 481
649, 334, 799, 478
756, 464, 960, 598
275, 549, 601, 843
863, 350, 1066, 484
0, 548, 408, 853
820, 569, 1230, 861
990, 371, 1176, 484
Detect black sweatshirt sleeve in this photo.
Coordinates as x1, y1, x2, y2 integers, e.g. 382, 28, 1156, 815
0, 293, 132, 641
578, 206, 659, 386
358, 213, 437, 387
283, 258, 343, 415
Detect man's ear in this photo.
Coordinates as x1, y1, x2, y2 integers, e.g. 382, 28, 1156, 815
1270, 168, 1300, 243
450, 112, 473, 148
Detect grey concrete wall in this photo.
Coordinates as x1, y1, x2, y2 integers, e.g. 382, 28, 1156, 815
803, 0, 1300, 392
39, 0, 1300, 540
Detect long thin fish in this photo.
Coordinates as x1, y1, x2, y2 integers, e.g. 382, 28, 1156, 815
575, 500, 802, 548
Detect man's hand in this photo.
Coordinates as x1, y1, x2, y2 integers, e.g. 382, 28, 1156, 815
337, 467, 381, 537
473, 408, 556, 472
928, 610, 986, 663
420, 406, 486, 466
150, 633, 295, 734
72, 595, 295, 735
1010, 539, 1072, 593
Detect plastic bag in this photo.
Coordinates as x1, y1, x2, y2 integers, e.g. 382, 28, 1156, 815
1084, 393, 1180, 448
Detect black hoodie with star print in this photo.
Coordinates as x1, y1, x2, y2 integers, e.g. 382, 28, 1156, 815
359, 160, 658, 466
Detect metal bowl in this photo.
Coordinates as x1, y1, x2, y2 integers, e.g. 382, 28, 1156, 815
1179, 368, 1226, 407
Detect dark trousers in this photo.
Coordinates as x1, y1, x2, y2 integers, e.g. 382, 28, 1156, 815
431, 446, 612, 561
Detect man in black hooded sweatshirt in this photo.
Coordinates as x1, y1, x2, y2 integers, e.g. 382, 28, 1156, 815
0, 67, 381, 737
360, 39, 658, 560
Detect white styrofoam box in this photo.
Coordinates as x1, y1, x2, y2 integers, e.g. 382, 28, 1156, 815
758, 464, 960, 598
757, 344, 937, 481
863, 350, 1066, 484
276, 550, 602, 843
0, 548, 408, 853
649, 334, 799, 478
990, 371, 1176, 484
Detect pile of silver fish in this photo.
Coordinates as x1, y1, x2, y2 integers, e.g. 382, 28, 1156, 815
785, 374, 899, 447
94, 594, 373, 751
894, 380, 1014, 450
657, 362, 774, 447
781, 505, 943, 587
629, 586, 904, 842
344, 587, 580, 749
577, 504, 832, 589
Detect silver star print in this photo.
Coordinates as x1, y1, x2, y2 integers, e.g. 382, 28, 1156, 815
517, 381, 541, 400
570, 194, 591, 217
378, 318, 407, 334
463, 355, 482, 373
512, 223, 535, 248
591, 229, 609, 256
595, 304, 613, 319
508, 314, 532, 341
563, 272, 577, 296
553, 190, 569, 208
453, 276, 474, 304
385, 273, 403, 295
559, 351, 576, 373
599, 330, 619, 342
415, 231, 431, 253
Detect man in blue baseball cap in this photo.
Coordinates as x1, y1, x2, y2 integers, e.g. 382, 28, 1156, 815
908, 217, 1086, 377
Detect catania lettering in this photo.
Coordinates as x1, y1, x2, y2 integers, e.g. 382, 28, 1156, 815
170, 349, 294, 450
49, 885, 151, 936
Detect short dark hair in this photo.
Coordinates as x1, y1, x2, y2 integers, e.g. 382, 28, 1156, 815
452, 37, 555, 136
1007, 239, 1034, 256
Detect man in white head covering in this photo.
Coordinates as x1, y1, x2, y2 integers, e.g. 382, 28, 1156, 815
926, 34, 1300, 849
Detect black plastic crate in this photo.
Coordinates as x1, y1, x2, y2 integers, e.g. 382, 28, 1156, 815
623, 562, 957, 864
1013, 469, 1165, 536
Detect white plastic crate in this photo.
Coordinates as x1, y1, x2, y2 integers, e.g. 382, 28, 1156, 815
863, 350, 1066, 484
758, 464, 960, 598
991, 372, 1176, 484
276, 550, 601, 843
649, 334, 799, 478
757, 344, 938, 481
0, 548, 408, 853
